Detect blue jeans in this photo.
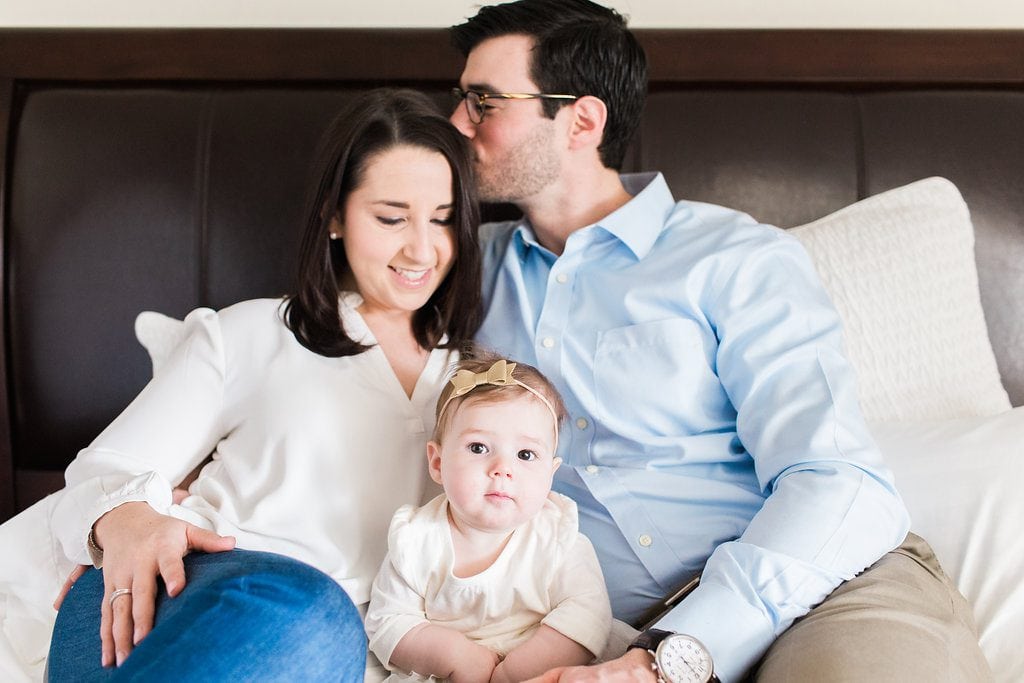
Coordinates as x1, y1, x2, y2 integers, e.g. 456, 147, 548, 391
48, 549, 366, 681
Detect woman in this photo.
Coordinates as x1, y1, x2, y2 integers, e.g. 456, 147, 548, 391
46, 88, 482, 680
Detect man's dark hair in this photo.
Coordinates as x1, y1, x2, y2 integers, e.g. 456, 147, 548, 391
451, 0, 647, 170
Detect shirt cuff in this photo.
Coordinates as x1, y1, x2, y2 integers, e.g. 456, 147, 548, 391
652, 581, 774, 683
58, 471, 174, 566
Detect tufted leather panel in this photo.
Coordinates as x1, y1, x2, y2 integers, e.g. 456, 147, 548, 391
8, 87, 381, 473
203, 90, 363, 309
637, 90, 861, 228
10, 91, 207, 471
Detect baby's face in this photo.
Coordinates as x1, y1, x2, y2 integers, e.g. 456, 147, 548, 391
428, 394, 559, 535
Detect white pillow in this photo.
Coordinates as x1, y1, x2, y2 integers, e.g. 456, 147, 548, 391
134, 310, 188, 376
790, 177, 1010, 421
870, 408, 1024, 682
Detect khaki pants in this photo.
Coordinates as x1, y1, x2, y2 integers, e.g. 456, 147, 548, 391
753, 533, 993, 682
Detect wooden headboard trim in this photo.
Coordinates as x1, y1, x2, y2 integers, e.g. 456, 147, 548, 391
1, 29, 1023, 84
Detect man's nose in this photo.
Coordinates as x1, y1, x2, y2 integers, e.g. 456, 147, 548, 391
449, 105, 475, 139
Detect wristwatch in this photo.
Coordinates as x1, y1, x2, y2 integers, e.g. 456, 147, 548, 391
629, 628, 719, 683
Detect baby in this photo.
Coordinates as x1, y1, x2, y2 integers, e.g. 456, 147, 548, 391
365, 355, 611, 682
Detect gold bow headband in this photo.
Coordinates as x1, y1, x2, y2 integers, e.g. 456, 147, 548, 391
436, 360, 561, 451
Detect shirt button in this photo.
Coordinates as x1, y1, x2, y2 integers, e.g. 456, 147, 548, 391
576, 417, 589, 430
638, 534, 653, 548
555, 273, 568, 284
585, 465, 599, 474
541, 337, 555, 349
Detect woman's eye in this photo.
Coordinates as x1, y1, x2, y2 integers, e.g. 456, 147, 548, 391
376, 216, 404, 228
432, 214, 454, 226
468, 442, 488, 455
517, 450, 538, 462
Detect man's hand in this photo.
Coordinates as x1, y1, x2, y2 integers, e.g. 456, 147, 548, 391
91, 501, 235, 667
522, 647, 657, 682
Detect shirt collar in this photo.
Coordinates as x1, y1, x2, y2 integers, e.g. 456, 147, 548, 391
598, 172, 675, 259
512, 222, 551, 262
511, 172, 675, 261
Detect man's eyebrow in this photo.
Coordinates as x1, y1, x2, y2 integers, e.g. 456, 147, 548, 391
465, 82, 500, 93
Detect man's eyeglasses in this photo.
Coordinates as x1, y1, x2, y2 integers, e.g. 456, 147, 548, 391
451, 87, 578, 124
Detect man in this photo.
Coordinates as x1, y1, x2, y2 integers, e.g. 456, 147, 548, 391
447, 1, 991, 681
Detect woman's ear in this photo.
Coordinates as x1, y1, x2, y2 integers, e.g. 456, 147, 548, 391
552, 456, 563, 470
328, 214, 344, 241
427, 441, 444, 485
567, 95, 608, 152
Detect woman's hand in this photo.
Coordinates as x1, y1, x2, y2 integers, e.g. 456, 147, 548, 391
53, 564, 89, 610
92, 501, 235, 667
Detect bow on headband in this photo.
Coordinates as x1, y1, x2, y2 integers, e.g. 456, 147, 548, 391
449, 359, 518, 397
436, 359, 561, 450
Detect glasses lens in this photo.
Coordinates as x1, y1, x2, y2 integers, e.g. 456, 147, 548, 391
465, 91, 484, 123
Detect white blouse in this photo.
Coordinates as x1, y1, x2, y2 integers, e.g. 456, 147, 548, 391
52, 293, 453, 607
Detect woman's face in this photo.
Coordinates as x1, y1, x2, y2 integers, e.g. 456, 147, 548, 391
336, 144, 456, 319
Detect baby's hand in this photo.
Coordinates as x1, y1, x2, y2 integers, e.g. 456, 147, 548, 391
449, 641, 499, 683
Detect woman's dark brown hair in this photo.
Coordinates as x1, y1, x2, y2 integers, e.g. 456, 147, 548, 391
284, 88, 482, 356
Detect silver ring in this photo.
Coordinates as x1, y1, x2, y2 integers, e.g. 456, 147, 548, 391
109, 588, 132, 607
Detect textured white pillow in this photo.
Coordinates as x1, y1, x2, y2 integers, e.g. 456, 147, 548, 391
134, 310, 187, 376
871, 408, 1024, 682
790, 177, 1010, 421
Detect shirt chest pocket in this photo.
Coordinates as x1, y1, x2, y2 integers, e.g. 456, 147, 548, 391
593, 318, 725, 439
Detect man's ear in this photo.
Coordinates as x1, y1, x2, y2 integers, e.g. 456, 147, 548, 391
426, 441, 444, 485
567, 95, 608, 151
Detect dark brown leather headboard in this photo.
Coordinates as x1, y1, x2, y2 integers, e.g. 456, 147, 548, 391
1, 29, 1022, 519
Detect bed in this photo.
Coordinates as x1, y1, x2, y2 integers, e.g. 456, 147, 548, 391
0, 27, 1021, 681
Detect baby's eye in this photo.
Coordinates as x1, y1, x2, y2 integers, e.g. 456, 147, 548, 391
468, 442, 488, 455
517, 449, 538, 462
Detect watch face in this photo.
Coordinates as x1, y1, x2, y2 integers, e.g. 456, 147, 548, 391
656, 634, 714, 683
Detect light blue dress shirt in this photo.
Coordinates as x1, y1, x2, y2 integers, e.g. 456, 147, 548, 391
476, 172, 910, 682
